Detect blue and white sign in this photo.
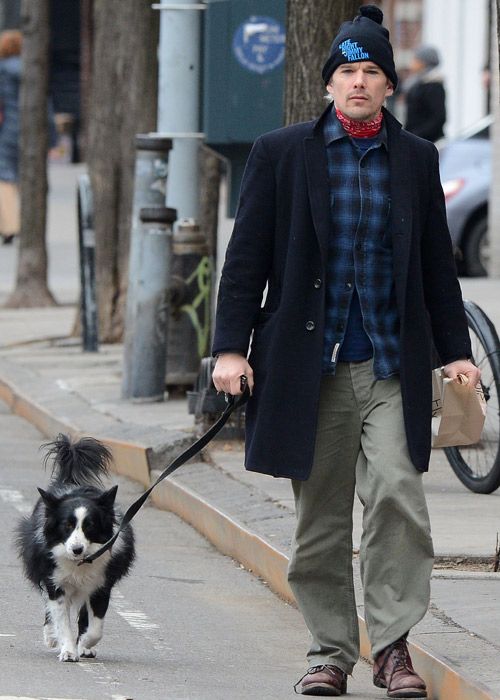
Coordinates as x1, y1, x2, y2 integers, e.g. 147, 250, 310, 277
232, 15, 286, 75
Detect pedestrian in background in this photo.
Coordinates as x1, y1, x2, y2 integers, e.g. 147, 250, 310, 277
0, 29, 21, 245
212, 4, 479, 697
403, 45, 446, 143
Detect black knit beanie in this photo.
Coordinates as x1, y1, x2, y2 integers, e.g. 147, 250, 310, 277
322, 5, 398, 88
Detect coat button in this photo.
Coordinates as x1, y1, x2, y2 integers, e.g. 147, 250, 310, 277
305, 321, 315, 331
313, 278, 322, 288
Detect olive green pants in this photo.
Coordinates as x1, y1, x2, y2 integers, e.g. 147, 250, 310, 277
287, 361, 434, 674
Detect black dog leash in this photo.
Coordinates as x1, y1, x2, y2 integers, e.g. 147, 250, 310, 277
81, 384, 249, 565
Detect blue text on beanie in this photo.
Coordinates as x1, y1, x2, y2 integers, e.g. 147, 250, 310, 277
322, 5, 398, 88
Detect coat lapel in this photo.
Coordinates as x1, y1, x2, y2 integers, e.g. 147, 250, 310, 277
385, 110, 413, 314
303, 127, 331, 267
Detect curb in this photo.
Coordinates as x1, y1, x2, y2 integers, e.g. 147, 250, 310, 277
0, 375, 152, 488
0, 372, 497, 700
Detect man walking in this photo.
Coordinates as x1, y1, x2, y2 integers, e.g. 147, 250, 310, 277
403, 45, 446, 143
212, 5, 479, 697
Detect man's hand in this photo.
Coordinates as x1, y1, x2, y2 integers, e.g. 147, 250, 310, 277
442, 359, 481, 387
212, 353, 254, 396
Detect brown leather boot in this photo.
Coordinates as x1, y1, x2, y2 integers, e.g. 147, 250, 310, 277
373, 636, 427, 698
294, 664, 347, 695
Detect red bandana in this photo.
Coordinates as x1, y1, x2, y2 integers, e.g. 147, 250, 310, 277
336, 108, 383, 138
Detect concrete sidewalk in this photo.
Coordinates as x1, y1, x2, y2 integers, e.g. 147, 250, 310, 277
0, 295, 500, 700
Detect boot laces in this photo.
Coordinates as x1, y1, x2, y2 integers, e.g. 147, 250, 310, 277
392, 639, 411, 673
293, 665, 345, 694
374, 637, 412, 685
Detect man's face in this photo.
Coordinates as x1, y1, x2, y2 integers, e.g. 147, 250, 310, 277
327, 61, 394, 122
409, 56, 425, 74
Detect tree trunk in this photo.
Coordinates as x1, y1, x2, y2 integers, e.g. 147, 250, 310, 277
86, 0, 159, 342
284, 0, 360, 125
79, 0, 93, 162
5, 0, 56, 308
199, 145, 222, 258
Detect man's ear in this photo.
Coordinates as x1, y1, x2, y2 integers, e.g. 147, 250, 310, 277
37, 488, 59, 508
386, 80, 394, 97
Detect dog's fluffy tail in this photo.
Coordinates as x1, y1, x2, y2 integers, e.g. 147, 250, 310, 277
43, 434, 112, 487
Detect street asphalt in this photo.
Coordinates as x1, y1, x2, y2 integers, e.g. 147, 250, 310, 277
0, 163, 500, 699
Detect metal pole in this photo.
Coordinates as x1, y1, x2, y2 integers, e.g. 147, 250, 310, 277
77, 173, 98, 352
155, 0, 203, 222
122, 207, 177, 401
122, 135, 173, 399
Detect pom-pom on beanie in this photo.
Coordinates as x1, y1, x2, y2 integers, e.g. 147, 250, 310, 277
322, 5, 398, 88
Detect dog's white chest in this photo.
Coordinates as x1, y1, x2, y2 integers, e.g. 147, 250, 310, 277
52, 553, 108, 597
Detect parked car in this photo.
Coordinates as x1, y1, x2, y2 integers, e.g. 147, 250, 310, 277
439, 115, 491, 276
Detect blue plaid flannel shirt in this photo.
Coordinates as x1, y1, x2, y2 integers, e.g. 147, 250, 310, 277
322, 109, 400, 379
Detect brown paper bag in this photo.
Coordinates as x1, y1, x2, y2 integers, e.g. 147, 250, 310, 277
0, 181, 20, 236
431, 368, 486, 448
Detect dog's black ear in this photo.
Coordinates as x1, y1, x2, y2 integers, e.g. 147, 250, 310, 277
37, 488, 60, 508
98, 484, 118, 508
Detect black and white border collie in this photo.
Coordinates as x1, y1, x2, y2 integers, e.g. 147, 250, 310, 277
16, 434, 135, 662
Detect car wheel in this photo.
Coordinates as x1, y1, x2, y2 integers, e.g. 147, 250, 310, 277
464, 217, 489, 277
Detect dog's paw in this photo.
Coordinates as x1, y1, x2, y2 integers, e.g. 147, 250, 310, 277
79, 647, 97, 659
43, 628, 58, 649
58, 649, 79, 662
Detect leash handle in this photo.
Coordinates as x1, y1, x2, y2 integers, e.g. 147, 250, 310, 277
80, 386, 249, 565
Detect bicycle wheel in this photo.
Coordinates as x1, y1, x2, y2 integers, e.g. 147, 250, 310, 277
444, 300, 500, 493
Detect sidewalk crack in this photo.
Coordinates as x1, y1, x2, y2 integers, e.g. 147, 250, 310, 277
428, 602, 500, 652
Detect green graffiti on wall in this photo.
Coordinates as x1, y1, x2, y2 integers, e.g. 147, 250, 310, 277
180, 256, 212, 357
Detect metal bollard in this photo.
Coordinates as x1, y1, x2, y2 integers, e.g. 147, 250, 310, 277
126, 135, 173, 321
77, 173, 98, 352
122, 134, 173, 399
122, 207, 177, 401
166, 219, 212, 387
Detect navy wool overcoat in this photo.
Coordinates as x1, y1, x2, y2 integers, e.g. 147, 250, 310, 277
213, 106, 471, 481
